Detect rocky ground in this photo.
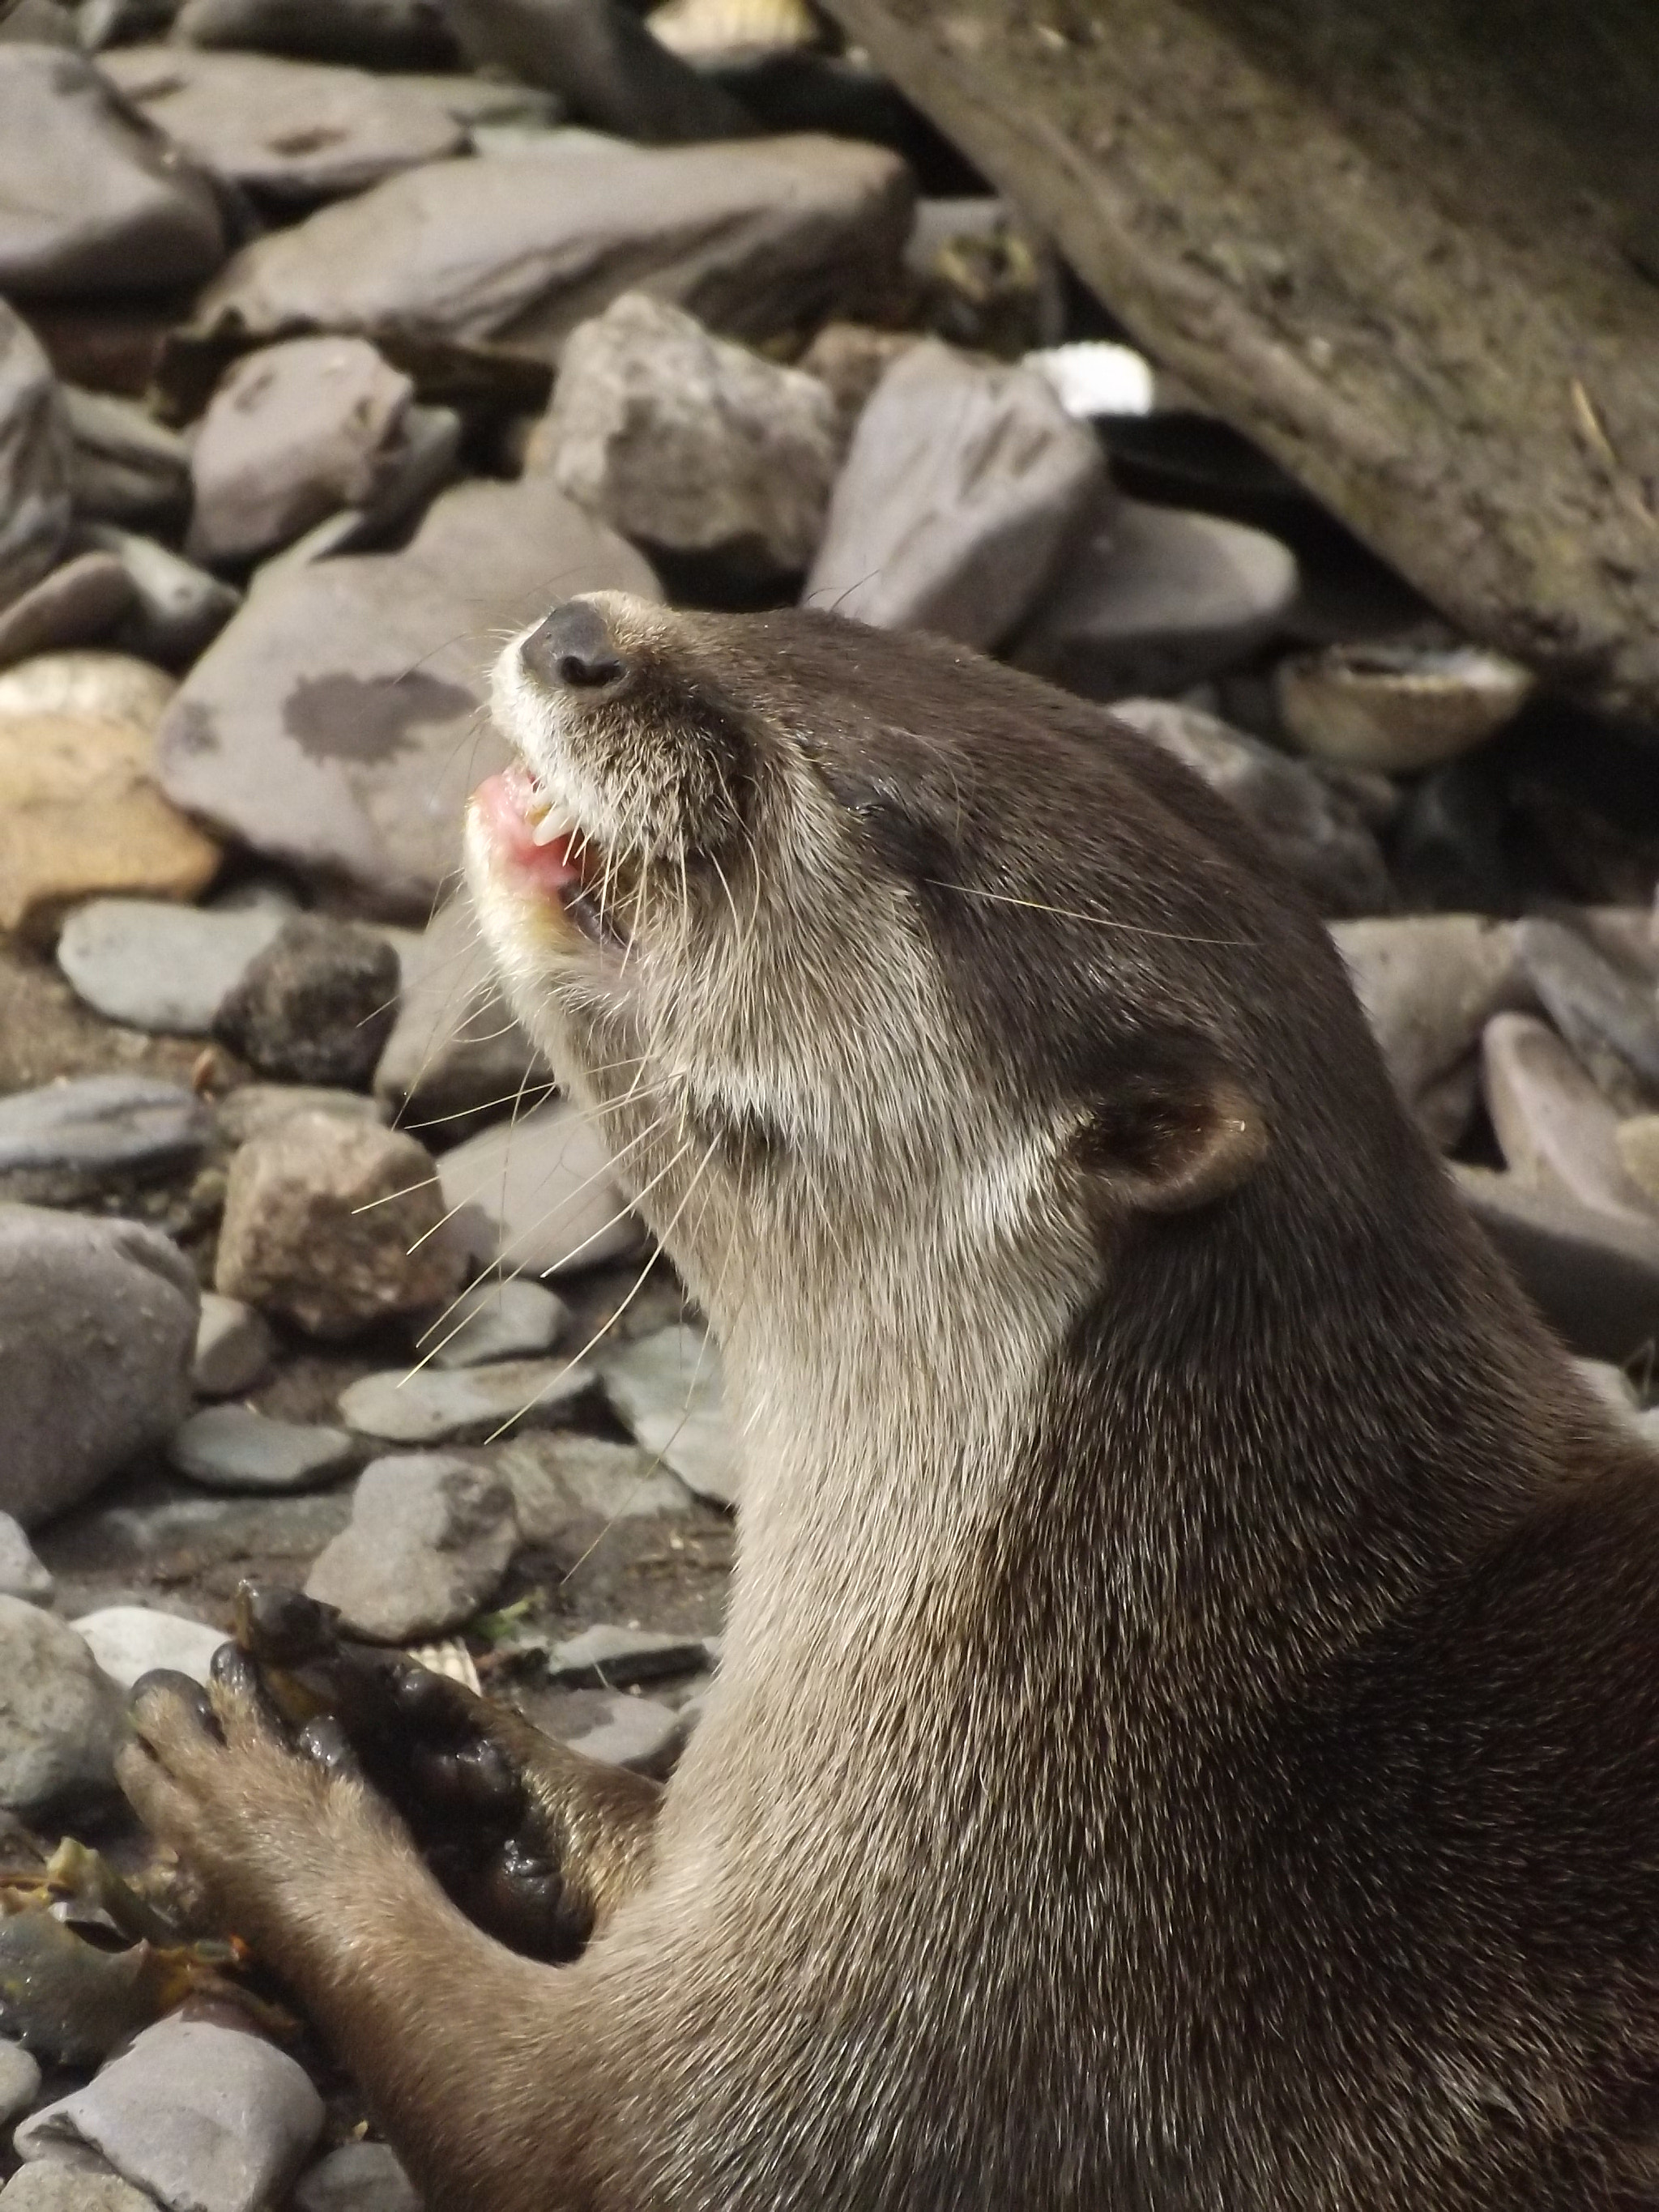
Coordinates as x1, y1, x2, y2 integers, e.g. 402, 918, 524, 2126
3, 0, 1659, 2204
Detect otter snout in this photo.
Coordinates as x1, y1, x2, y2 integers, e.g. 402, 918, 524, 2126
522, 599, 628, 694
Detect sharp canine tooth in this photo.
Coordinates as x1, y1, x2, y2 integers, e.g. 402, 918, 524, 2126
531, 809, 573, 846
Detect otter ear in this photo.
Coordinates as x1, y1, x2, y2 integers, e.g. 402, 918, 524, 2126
1070, 1038, 1267, 1217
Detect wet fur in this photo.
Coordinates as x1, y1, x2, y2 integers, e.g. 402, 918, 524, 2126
125, 602, 1659, 2210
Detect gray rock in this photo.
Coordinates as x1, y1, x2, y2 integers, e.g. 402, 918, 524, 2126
0, 2165, 156, 2211
1456, 1163, 1659, 1366
562, 1690, 681, 1773
188, 130, 913, 364
304, 1452, 517, 1639
444, 0, 753, 140
1481, 1012, 1654, 1224
61, 386, 189, 531
1109, 697, 1390, 918
423, 1277, 569, 1370
187, 338, 420, 567
0, 1075, 211, 1194
543, 1621, 710, 1686
1515, 916, 1659, 1102
0, 304, 70, 613
191, 1292, 275, 1397
58, 899, 285, 1034
804, 338, 1104, 649
495, 1431, 693, 1541
0, 2038, 41, 2127
98, 46, 465, 205
156, 474, 658, 913
0, 1598, 122, 1812
71, 1603, 226, 1688
293, 2142, 420, 2212
598, 1322, 737, 1507
0, 1205, 197, 1528
0, 552, 134, 671
215, 914, 399, 1088
15, 2017, 324, 2212
215, 1112, 465, 1341
0, 1518, 53, 1606
0, 48, 224, 299
338, 1357, 596, 1447
215, 1082, 385, 1146
1331, 914, 1533, 1147
537, 290, 838, 581
373, 896, 551, 1131
170, 1405, 358, 1492
1013, 492, 1299, 699
437, 1099, 644, 1278
86, 526, 243, 667
173, 0, 458, 69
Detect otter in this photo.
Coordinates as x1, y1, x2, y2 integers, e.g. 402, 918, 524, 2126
122, 595, 1659, 2212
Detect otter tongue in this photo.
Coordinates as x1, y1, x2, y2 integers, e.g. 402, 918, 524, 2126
473, 771, 582, 893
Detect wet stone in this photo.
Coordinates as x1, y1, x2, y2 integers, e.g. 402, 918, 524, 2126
304, 1451, 517, 1641
170, 1404, 359, 1493
192, 1291, 275, 1398
58, 901, 284, 1036
0, 1075, 211, 1200
425, 1277, 570, 1370
215, 914, 399, 1089
337, 1357, 598, 1447
72, 1603, 226, 1688
598, 1323, 738, 1507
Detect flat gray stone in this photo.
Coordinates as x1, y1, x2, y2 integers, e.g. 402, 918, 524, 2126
1014, 492, 1298, 698
495, 1432, 693, 1541
804, 337, 1104, 649
58, 900, 285, 1035
156, 474, 658, 913
338, 1357, 597, 1447
71, 1604, 227, 1689
373, 895, 550, 1130
304, 1451, 517, 1639
0, 303, 70, 613
16, 2017, 323, 2212
562, 1690, 681, 1774
1456, 1162, 1659, 1366
189, 129, 912, 364
0, 1205, 197, 1528
0, 1597, 122, 1812
423, 1277, 569, 1370
0, 1075, 211, 1190
98, 46, 465, 204
170, 1405, 359, 1492
293, 2142, 420, 2212
62, 386, 189, 531
0, 553, 134, 672
437, 1099, 644, 1277
0, 48, 224, 300
0, 1516, 53, 1606
1111, 697, 1388, 918
192, 1292, 275, 1397
597, 1323, 737, 1507
542, 1622, 710, 1686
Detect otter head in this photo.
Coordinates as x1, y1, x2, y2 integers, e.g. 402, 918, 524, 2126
464, 595, 1314, 1372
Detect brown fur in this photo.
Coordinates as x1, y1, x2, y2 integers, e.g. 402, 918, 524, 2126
123, 599, 1659, 2211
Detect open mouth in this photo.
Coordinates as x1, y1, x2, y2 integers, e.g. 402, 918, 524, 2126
474, 765, 632, 950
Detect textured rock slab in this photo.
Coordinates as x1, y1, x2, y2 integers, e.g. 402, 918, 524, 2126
0, 1075, 210, 1193
215, 1112, 464, 1340
1456, 1163, 1659, 1364
0, 710, 221, 941
72, 1604, 226, 1689
156, 474, 657, 913
0, 1598, 122, 1812
597, 1323, 737, 1506
804, 338, 1103, 647
373, 896, 551, 1128
16, 2018, 323, 2212
1482, 1012, 1654, 1225
338, 1357, 596, 1446
424, 1276, 569, 1369
0, 305, 70, 614
190, 130, 913, 364
1013, 494, 1298, 699
170, 1405, 359, 1492
58, 901, 282, 1035
0, 48, 224, 299
0, 1205, 197, 1528
437, 1099, 644, 1276
304, 1452, 516, 1639
98, 46, 465, 203
1111, 697, 1388, 918
539, 291, 839, 579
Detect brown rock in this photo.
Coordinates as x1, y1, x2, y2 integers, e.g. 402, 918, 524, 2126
215, 1110, 465, 1339
0, 709, 221, 941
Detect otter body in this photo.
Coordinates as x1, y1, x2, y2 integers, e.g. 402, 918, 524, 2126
123, 602, 1659, 2211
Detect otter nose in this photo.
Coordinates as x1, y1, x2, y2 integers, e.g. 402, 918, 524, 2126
521, 600, 626, 692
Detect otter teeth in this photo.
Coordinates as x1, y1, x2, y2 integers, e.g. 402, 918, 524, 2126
528, 792, 579, 846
